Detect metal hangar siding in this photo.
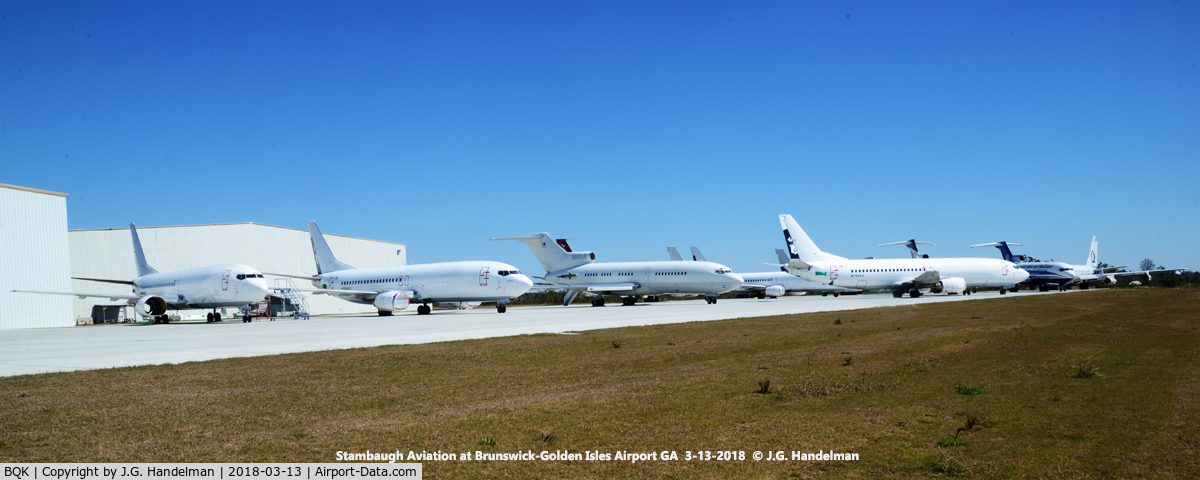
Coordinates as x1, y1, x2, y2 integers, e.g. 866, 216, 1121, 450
0, 184, 74, 330
69, 223, 408, 320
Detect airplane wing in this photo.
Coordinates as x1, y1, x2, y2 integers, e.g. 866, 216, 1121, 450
13, 290, 141, 302
892, 270, 941, 289
265, 272, 320, 281
71, 277, 136, 286
1080, 268, 1189, 282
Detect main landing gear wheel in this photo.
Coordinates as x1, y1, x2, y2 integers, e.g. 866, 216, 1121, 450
591, 297, 606, 307
378, 310, 393, 317
207, 312, 214, 323
497, 304, 507, 313
215, 312, 221, 322
893, 290, 904, 298
705, 296, 717, 304
417, 305, 431, 315
999, 288, 1007, 295
621, 297, 636, 306
910, 289, 922, 298
833, 292, 840, 298
821, 292, 828, 297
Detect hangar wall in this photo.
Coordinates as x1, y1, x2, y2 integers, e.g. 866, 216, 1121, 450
69, 223, 407, 319
0, 184, 74, 330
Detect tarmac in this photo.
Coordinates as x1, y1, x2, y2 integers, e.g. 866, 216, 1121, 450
0, 289, 1084, 377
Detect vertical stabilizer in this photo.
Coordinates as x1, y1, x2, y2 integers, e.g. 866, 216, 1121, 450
689, 246, 709, 262
1085, 236, 1098, 269
775, 249, 790, 272
129, 224, 158, 277
667, 247, 684, 261
491, 233, 595, 272
308, 221, 355, 274
779, 214, 844, 262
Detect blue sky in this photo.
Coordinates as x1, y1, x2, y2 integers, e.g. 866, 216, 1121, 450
3, 1, 1197, 275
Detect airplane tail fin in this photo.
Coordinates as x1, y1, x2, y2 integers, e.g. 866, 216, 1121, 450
970, 241, 1022, 263
689, 246, 708, 262
879, 239, 935, 259
667, 247, 684, 261
308, 221, 355, 274
774, 249, 790, 272
779, 214, 842, 263
129, 224, 158, 277
1085, 236, 1099, 269
491, 233, 595, 272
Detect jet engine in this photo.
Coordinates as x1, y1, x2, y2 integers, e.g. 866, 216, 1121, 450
764, 285, 786, 298
135, 296, 167, 317
929, 277, 966, 294
1103, 274, 1117, 285
373, 291, 411, 312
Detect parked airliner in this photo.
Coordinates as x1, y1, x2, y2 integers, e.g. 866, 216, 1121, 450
670, 246, 851, 298
779, 215, 1029, 297
491, 233, 744, 306
15, 224, 270, 323
975, 238, 1187, 289
275, 222, 533, 315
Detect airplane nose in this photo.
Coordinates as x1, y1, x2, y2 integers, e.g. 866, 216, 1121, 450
251, 279, 271, 298
726, 273, 745, 292
1015, 268, 1029, 283
512, 274, 534, 294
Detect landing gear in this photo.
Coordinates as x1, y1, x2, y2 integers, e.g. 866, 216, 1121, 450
892, 290, 904, 298
909, 289, 922, 298
378, 310, 393, 316
821, 292, 829, 297
833, 292, 840, 298
154, 315, 169, 324
621, 296, 636, 306
214, 312, 221, 322
207, 312, 214, 323
591, 297, 606, 307
497, 304, 507, 313
999, 288, 1007, 295
705, 295, 717, 304
417, 304, 431, 315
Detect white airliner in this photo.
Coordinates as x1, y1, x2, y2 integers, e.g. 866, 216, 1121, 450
15, 224, 270, 323
670, 246, 851, 298
275, 222, 533, 315
779, 215, 1029, 297
491, 233, 744, 306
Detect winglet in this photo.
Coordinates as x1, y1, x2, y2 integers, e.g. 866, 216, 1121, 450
129, 224, 159, 277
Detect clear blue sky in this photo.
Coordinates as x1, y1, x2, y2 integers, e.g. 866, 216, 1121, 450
3, 1, 1197, 276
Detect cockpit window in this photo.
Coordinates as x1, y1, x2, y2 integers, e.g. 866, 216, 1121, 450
237, 274, 245, 280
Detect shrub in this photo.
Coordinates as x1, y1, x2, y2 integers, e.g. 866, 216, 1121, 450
757, 379, 771, 394
610, 341, 621, 349
927, 450, 971, 476
1071, 358, 1097, 378
842, 357, 853, 367
478, 437, 496, 446
834, 318, 842, 325
955, 384, 986, 395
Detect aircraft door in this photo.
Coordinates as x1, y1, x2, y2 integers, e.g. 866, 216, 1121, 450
222, 270, 231, 291
479, 267, 490, 286
829, 265, 840, 281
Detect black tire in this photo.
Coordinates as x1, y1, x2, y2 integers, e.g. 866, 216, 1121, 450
497, 305, 507, 313
821, 292, 828, 297
1000, 288, 1007, 295
833, 292, 839, 298
215, 312, 221, 322
892, 290, 904, 298
206, 313, 214, 323
378, 310, 392, 317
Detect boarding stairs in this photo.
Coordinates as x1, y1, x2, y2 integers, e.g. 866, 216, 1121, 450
273, 278, 311, 320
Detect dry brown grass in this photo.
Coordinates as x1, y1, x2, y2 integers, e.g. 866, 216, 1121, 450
2, 289, 1198, 478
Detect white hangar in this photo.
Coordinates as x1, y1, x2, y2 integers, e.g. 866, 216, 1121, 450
69, 223, 408, 321
0, 183, 74, 330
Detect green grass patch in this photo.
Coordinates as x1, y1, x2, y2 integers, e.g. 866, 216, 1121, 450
1, 289, 1198, 478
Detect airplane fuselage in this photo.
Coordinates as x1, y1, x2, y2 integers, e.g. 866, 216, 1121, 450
317, 261, 533, 304
735, 272, 847, 294
543, 261, 743, 296
795, 258, 1026, 291
134, 264, 269, 309
1015, 261, 1077, 286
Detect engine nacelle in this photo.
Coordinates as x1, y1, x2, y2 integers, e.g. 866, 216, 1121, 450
930, 277, 966, 294
764, 285, 786, 298
1103, 274, 1117, 285
135, 296, 167, 317
373, 291, 411, 312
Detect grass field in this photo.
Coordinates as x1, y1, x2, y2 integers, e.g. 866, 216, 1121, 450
2, 289, 1198, 478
